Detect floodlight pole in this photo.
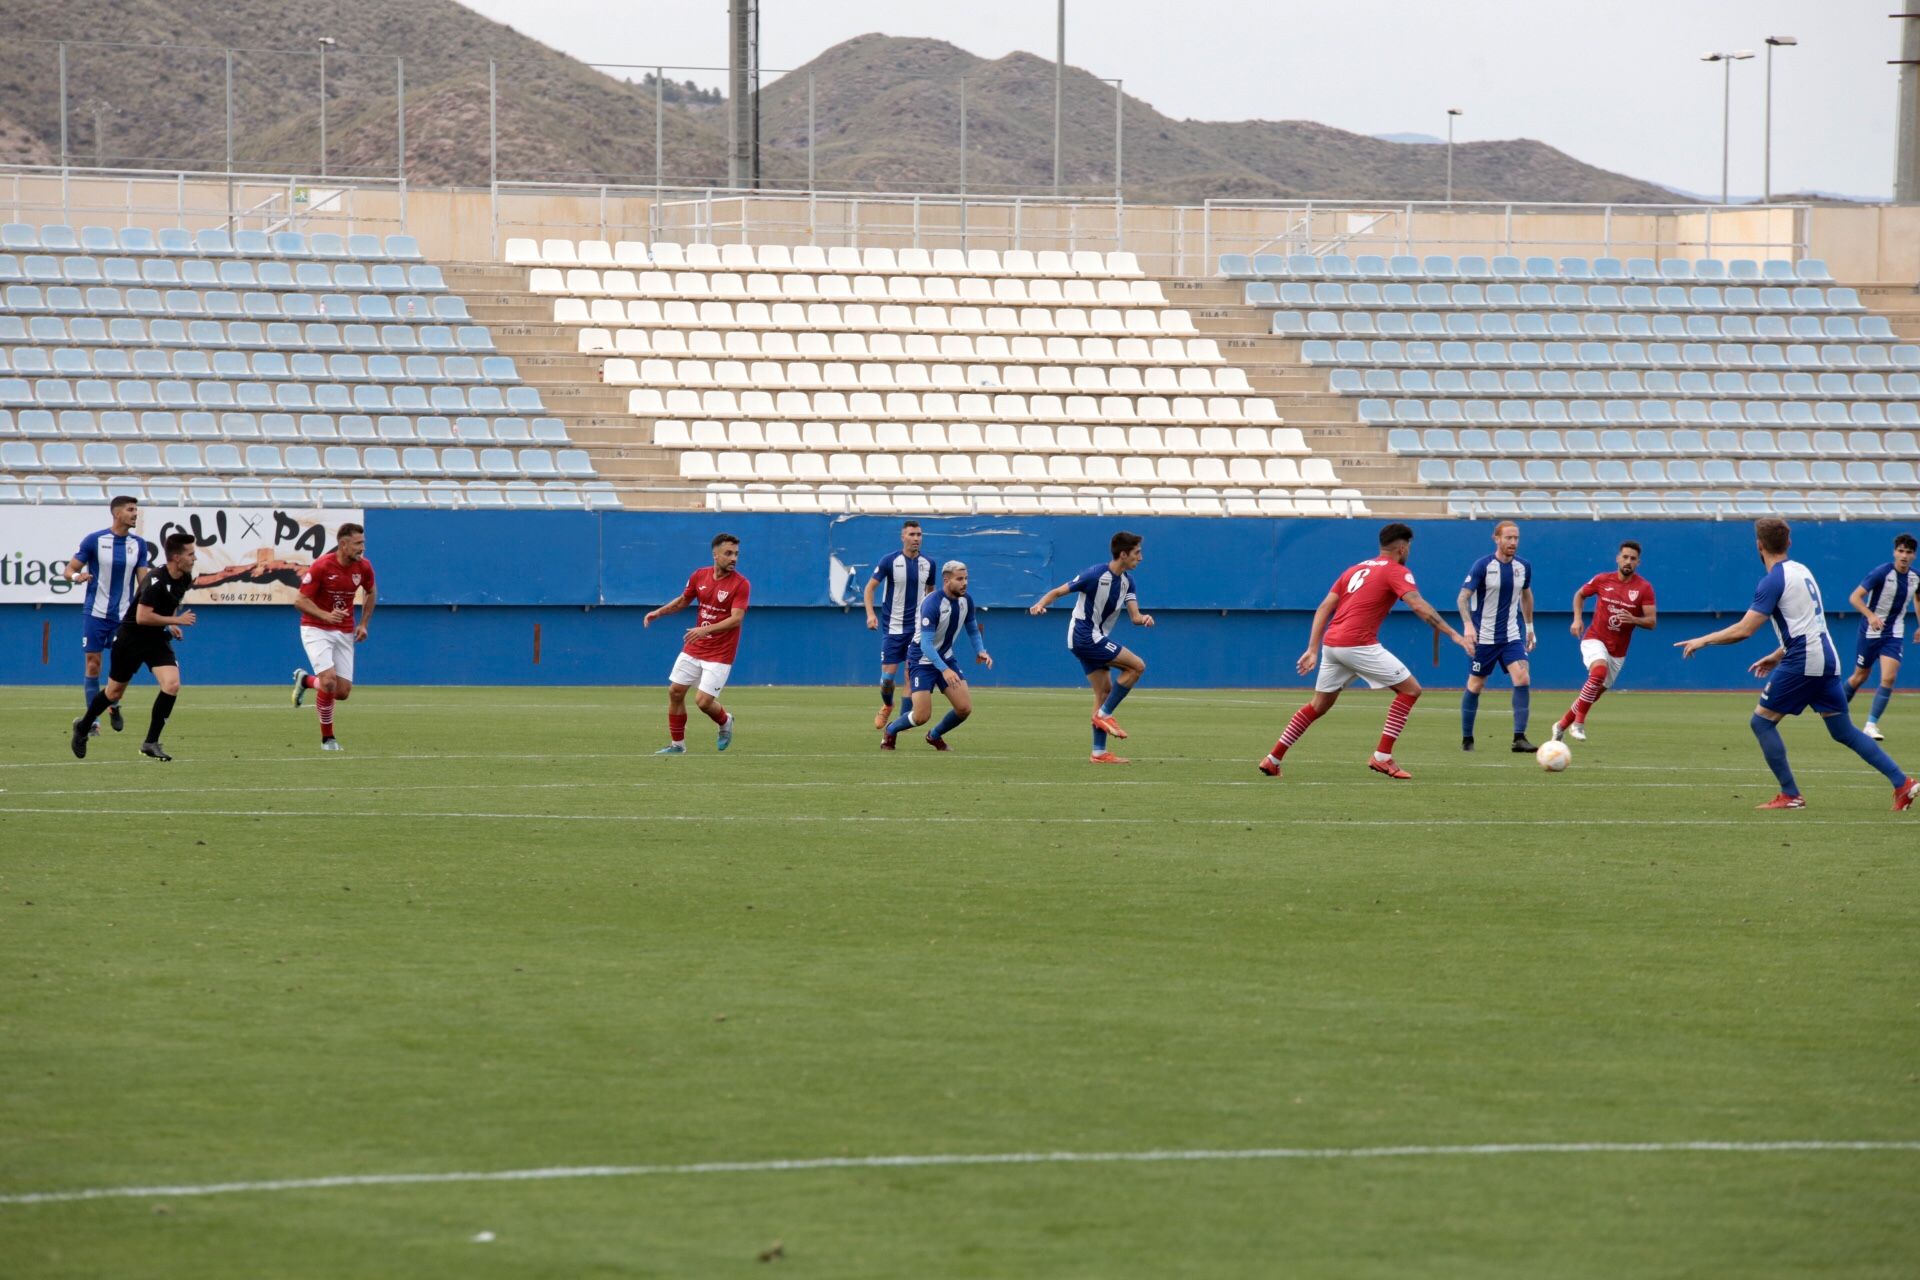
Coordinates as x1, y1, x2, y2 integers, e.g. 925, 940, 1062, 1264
1702, 51, 1753, 204
1445, 108, 1462, 205
317, 37, 337, 179
1763, 37, 1796, 203
1053, 0, 1064, 195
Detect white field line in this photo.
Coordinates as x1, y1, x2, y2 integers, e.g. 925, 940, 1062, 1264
3, 1140, 1915, 1208
0, 776, 1893, 799
0, 751, 1890, 778
0, 805, 1900, 828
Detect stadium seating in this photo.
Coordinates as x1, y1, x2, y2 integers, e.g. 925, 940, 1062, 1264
516, 237, 1358, 516
0, 225, 606, 508
1229, 252, 1916, 518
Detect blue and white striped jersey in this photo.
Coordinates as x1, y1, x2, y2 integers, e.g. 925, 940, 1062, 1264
909, 589, 983, 670
1857, 561, 1918, 639
72, 528, 151, 623
1064, 563, 1136, 647
869, 551, 937, 635
1462, 553, 1534, 645
1751, 560, 1839, 676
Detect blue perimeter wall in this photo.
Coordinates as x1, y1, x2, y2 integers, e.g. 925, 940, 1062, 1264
4, 512, 1916, 691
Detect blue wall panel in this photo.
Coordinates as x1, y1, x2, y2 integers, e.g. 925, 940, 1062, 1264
4, 512, 1916, 691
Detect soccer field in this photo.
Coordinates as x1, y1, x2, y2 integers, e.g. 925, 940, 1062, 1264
3, 684, 1916, 1278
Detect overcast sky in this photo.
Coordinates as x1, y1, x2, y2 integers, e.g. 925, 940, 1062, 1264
460, 0, 1904, 199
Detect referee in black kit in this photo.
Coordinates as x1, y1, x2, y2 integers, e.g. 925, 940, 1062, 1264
71, 532, 198, 761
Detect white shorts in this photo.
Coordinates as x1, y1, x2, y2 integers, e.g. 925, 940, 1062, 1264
300, 627, 355, 681
1316, 643, 1412, 694
669, 652, 732, 697
1579, 638, 1625, 689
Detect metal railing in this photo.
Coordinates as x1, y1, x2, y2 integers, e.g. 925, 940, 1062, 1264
0, 164, 408, 236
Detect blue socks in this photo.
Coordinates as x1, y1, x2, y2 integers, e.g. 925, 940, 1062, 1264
1100, 682, 1133, 717
1867, 687, 1892, 725
84, 674, 100, 713
1824, 713, 1906, 786
885, 709, 916, 737
880, 673, 895, 709
1460, 689, 1480, 737
929, 709, 965, 741
1750, 714, 1799, 796
1512, 685, 1531, 735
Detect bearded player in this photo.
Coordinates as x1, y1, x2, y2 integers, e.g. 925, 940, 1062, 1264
646, 532, 749, 754
1258, 522, 1473, 780
1551, 540, 1655, 743
290, 522, 376, 752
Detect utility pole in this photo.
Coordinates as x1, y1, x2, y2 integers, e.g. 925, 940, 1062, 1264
317, 36, 337, 178
1896, 1, 1920, 202
728, 0, 760, 189
1053, 0, 1064, 195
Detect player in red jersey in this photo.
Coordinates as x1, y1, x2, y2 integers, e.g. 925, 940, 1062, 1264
1551, 540, 1657, 743
1258, 522, 1473, 780
289, 523, 376, 752
645, 532, 750, 754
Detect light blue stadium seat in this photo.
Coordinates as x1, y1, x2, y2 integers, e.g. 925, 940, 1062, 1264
1269, 311, 1307, 336
1357, 398, 1392, 425
1795, 259, 1833, 283
386, 236, 425, 262
455, 327, 495, 353
1219, 254, 1252, 278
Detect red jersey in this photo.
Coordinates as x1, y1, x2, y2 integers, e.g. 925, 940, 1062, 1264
298, 552, 375, 633
680, 566, 750, 663
1322, 558, 1419, 647
1579, 571, 1656, 657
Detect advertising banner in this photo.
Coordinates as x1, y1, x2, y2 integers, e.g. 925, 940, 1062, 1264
0, 507, 359, 605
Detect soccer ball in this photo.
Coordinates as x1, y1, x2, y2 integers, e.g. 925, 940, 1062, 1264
1536, 740, 1572, 772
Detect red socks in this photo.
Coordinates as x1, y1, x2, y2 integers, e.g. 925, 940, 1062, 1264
316, 691, 334, 740
302, 674, 319, 690
1270, 703, 1323, 760
700, 701, 728, 726
1377, 691, 1418, 755
1561, 663, 1608, 727
668, 711, 688, 744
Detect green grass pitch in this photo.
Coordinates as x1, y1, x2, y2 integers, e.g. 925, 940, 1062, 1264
2, 683, 1916, 1278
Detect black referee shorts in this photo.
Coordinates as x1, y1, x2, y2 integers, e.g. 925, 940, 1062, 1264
108, 635, 178, 685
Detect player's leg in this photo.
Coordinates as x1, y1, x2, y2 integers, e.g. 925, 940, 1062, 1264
1461, 665, 1487, 749
72, 642, 139, 757
141, 663, 181, 760
1260, 674, 1342, 776
1507, 657, 1535, 752
1812, 672, 1915, 804
926, 673, 972, 749
82, 645, 118, 736
693, 662, 735, 751
1093, 647, 1144, 738
1863, 653, 1899, 740
1555, 644, 1612, 741
1368, 673, 1422, 779
1087, 668, 1114, 754
1748, 704, 1802, 807
876, 660, 899, 729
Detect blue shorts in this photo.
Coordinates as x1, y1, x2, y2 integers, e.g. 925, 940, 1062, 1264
1469, 639, 1528, 678
881, 631, 913, 666
1071, 636, 1124, 674
80, 615, 121, 654
909, 664, 953, 695
1854, 631, 1903, 670
1758, 670, 1850, 717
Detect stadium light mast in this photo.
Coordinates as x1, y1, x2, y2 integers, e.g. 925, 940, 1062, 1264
1701, 50, 1754, 204
316, 36, 337, 179
1054, 0, 1064, 196
1892, 2, 1920, 203
1445, 108, 1463, 205
1762, 36, 1797, 203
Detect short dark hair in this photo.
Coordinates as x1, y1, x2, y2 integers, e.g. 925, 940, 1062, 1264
1755, 518, 1792, 555
1619, 539, 1641, 555
1110, 530, 1142, 558
109, 494, 138, 515
336, 522, 364, 541
163, 532, 195, 558
1895, 533, 1917, 554
901, 520, 921, 531
711, 532, 739, 549
1378, 522, 1414, 548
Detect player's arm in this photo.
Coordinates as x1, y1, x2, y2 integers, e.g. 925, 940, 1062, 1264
354, 583, 376, 642
1847, 583, 1881, 628
966, 616, 992, 668
1568, 583, 1593, 637
643, 590, 693, 626
1613, 603, 1656, 631
1455, 584, 1475, 637
63, 541, 94, 584
862, 573, 882, 629
1675, 609, 1767, 658
687, 606, 746, 641
1405, 589, 1475, 655
1028, 581, 1074, 616
919, 623, 954, 675
1124, 591, 1153, 628
1294, 590, 1340, 675
135, 591, 194, 630
1521, 586, 1538, 650
292, 593, 348, 625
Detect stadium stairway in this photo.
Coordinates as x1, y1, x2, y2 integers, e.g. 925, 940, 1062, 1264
442, 262, 700, 509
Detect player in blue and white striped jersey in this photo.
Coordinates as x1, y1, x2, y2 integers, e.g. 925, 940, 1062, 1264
861, 519, 937, 729
1029, 531, 1153, 764
60, 494, 152, 738
1455, 520, 1537, 753
1843, 532, 1917, 741
1678, 518, 1918, 812
882, 560, 992, 752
